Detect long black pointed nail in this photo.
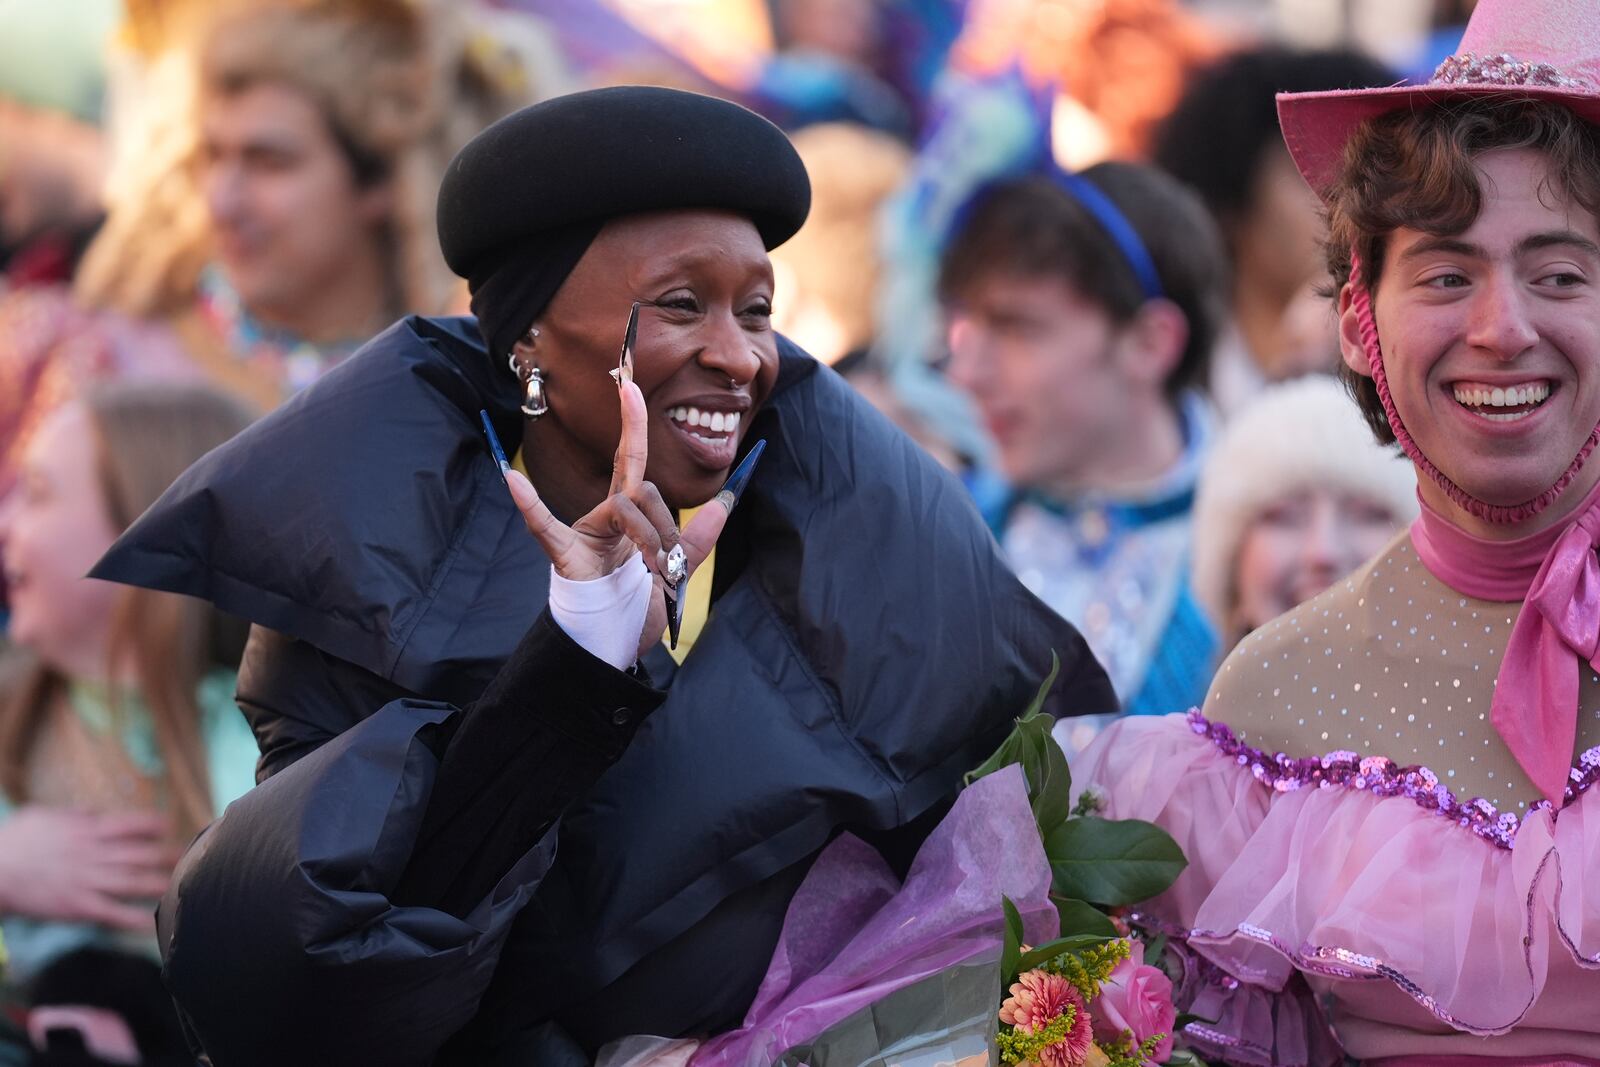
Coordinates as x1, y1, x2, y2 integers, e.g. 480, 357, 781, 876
664, 586, 683, 650
714, 439, 765, 511
480, 410, 510, 472
610, 302, 640, 386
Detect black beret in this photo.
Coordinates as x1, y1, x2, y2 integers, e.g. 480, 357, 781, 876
437, 86, 811, 357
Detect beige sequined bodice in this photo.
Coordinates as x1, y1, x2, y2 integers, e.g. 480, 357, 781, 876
1205, 528, 1600, 813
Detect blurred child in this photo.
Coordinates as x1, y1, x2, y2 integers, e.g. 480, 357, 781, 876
0, 381, 257, 994
1153, 47, 1394, 415
1191, 375, 1416, 655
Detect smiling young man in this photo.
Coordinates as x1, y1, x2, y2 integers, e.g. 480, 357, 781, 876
1071, 2, 1600, 1062
939, 162, 1228, 724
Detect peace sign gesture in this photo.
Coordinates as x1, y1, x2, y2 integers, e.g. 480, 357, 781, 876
489, 365, 753, 658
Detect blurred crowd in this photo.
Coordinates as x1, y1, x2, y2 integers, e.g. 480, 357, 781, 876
0, 0, 1464, 1062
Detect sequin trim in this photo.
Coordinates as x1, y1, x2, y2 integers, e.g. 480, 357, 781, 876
1132, 728, 1600, 1039
1185, 709, 1600, 850
1433, 51, 1592, 89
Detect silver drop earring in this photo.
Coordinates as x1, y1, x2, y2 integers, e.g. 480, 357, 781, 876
521, 368, 549, 419
509, 327, 549, 419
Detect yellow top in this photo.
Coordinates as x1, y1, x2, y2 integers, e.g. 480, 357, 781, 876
670, 507, 714, 664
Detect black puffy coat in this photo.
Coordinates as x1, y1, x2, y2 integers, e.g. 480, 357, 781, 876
94, 316, 1113, 1064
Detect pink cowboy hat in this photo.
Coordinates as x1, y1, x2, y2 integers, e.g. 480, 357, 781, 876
1278, 0, 1600, 196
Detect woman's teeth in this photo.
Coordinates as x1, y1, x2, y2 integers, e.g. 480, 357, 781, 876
668, 406, 740, 437
1451, 381, 1551, 422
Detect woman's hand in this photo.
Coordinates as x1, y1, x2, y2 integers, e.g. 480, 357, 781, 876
503, 379, 731, 656
0, 808, 179, 931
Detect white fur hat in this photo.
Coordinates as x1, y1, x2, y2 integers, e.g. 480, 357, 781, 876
1192, 374, 1418, 628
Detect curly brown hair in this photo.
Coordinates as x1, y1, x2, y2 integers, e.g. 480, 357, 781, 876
1324, 98, 1600, 443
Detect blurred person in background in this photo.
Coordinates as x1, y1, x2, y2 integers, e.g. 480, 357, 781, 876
950, 0, 1226, 167
1191, 375, 1417, 657
0, 103, 106, 291
1153, 46, 1396, 416
74, 0, 556, 410
866, 0, 1233, 499
25, 948, 191, 1066
940, 162, 1228, 729
769, 122, 961, 467
770, 122, 910, 367
0, 0, 115, 289
0, 0, 556, 526
0, 383, 256, 1061
752, 0, 912, 135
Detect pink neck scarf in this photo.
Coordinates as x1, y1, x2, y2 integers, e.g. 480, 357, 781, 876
1413, 481, 1600, 807
1355, 255, 1600, 805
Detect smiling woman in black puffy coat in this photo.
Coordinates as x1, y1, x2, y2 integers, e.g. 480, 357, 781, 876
92, 86, 1112, 1066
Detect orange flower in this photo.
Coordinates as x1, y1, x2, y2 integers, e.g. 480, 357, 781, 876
1000, 970, 1096, 1067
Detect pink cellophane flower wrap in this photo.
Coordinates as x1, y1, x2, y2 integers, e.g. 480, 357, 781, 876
686, 764, 1057, 1067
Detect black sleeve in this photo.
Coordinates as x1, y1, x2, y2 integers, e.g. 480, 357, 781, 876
392, 612, 656, 915
159, 609, 663, 1067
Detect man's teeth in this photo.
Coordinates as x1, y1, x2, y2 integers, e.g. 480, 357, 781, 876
1451, 382, 1551, 408
1452, 382, 1552, 420
668, 406, 740, 434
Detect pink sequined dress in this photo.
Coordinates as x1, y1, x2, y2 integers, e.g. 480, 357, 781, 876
1073, 519, 1600, 1066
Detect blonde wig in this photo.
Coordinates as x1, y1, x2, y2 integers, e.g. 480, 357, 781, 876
77, 0, 568, 320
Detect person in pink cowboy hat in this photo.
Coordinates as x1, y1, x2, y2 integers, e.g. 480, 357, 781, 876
1071, 0, 1600, 1063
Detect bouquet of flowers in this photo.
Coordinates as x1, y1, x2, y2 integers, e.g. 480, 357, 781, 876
597, 661, 1202, 1067
971, 659, 1202, 1067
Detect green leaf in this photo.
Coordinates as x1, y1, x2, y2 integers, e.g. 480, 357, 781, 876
1019, 652, 1061, 721
1162, 1050, 1210, 1067
1001, 895, 1024, 987
1045, 817, 1188, 906
965, 717, 1032, 786
1030, 727, 1073, 831
965, 654, 1063, 790
1015, 934, 1115, 974
1051, 894, 1118, 939
1143, 932, 1169, 966
1016, 715, 1051, 804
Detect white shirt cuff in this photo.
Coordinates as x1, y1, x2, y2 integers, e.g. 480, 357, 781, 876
547, 553, 653, 672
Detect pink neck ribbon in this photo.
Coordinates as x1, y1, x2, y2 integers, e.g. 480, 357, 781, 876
1413, 479, 1600, 806
1353, 255, 1600, 806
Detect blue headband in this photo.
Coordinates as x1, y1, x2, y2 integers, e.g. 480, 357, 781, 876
1048, 169, 1165, 302
946, 166, 1167, 304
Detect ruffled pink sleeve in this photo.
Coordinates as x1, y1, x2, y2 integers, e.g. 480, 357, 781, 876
1072, 713, 1345, 1067
1073, 712, 1600, 1064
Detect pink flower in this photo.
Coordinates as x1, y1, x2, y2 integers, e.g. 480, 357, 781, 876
1000, 970, 1096, 1067
1092, 940, 1177, 1063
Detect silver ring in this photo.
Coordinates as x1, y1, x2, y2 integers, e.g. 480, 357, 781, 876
664, 543, 688, 586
